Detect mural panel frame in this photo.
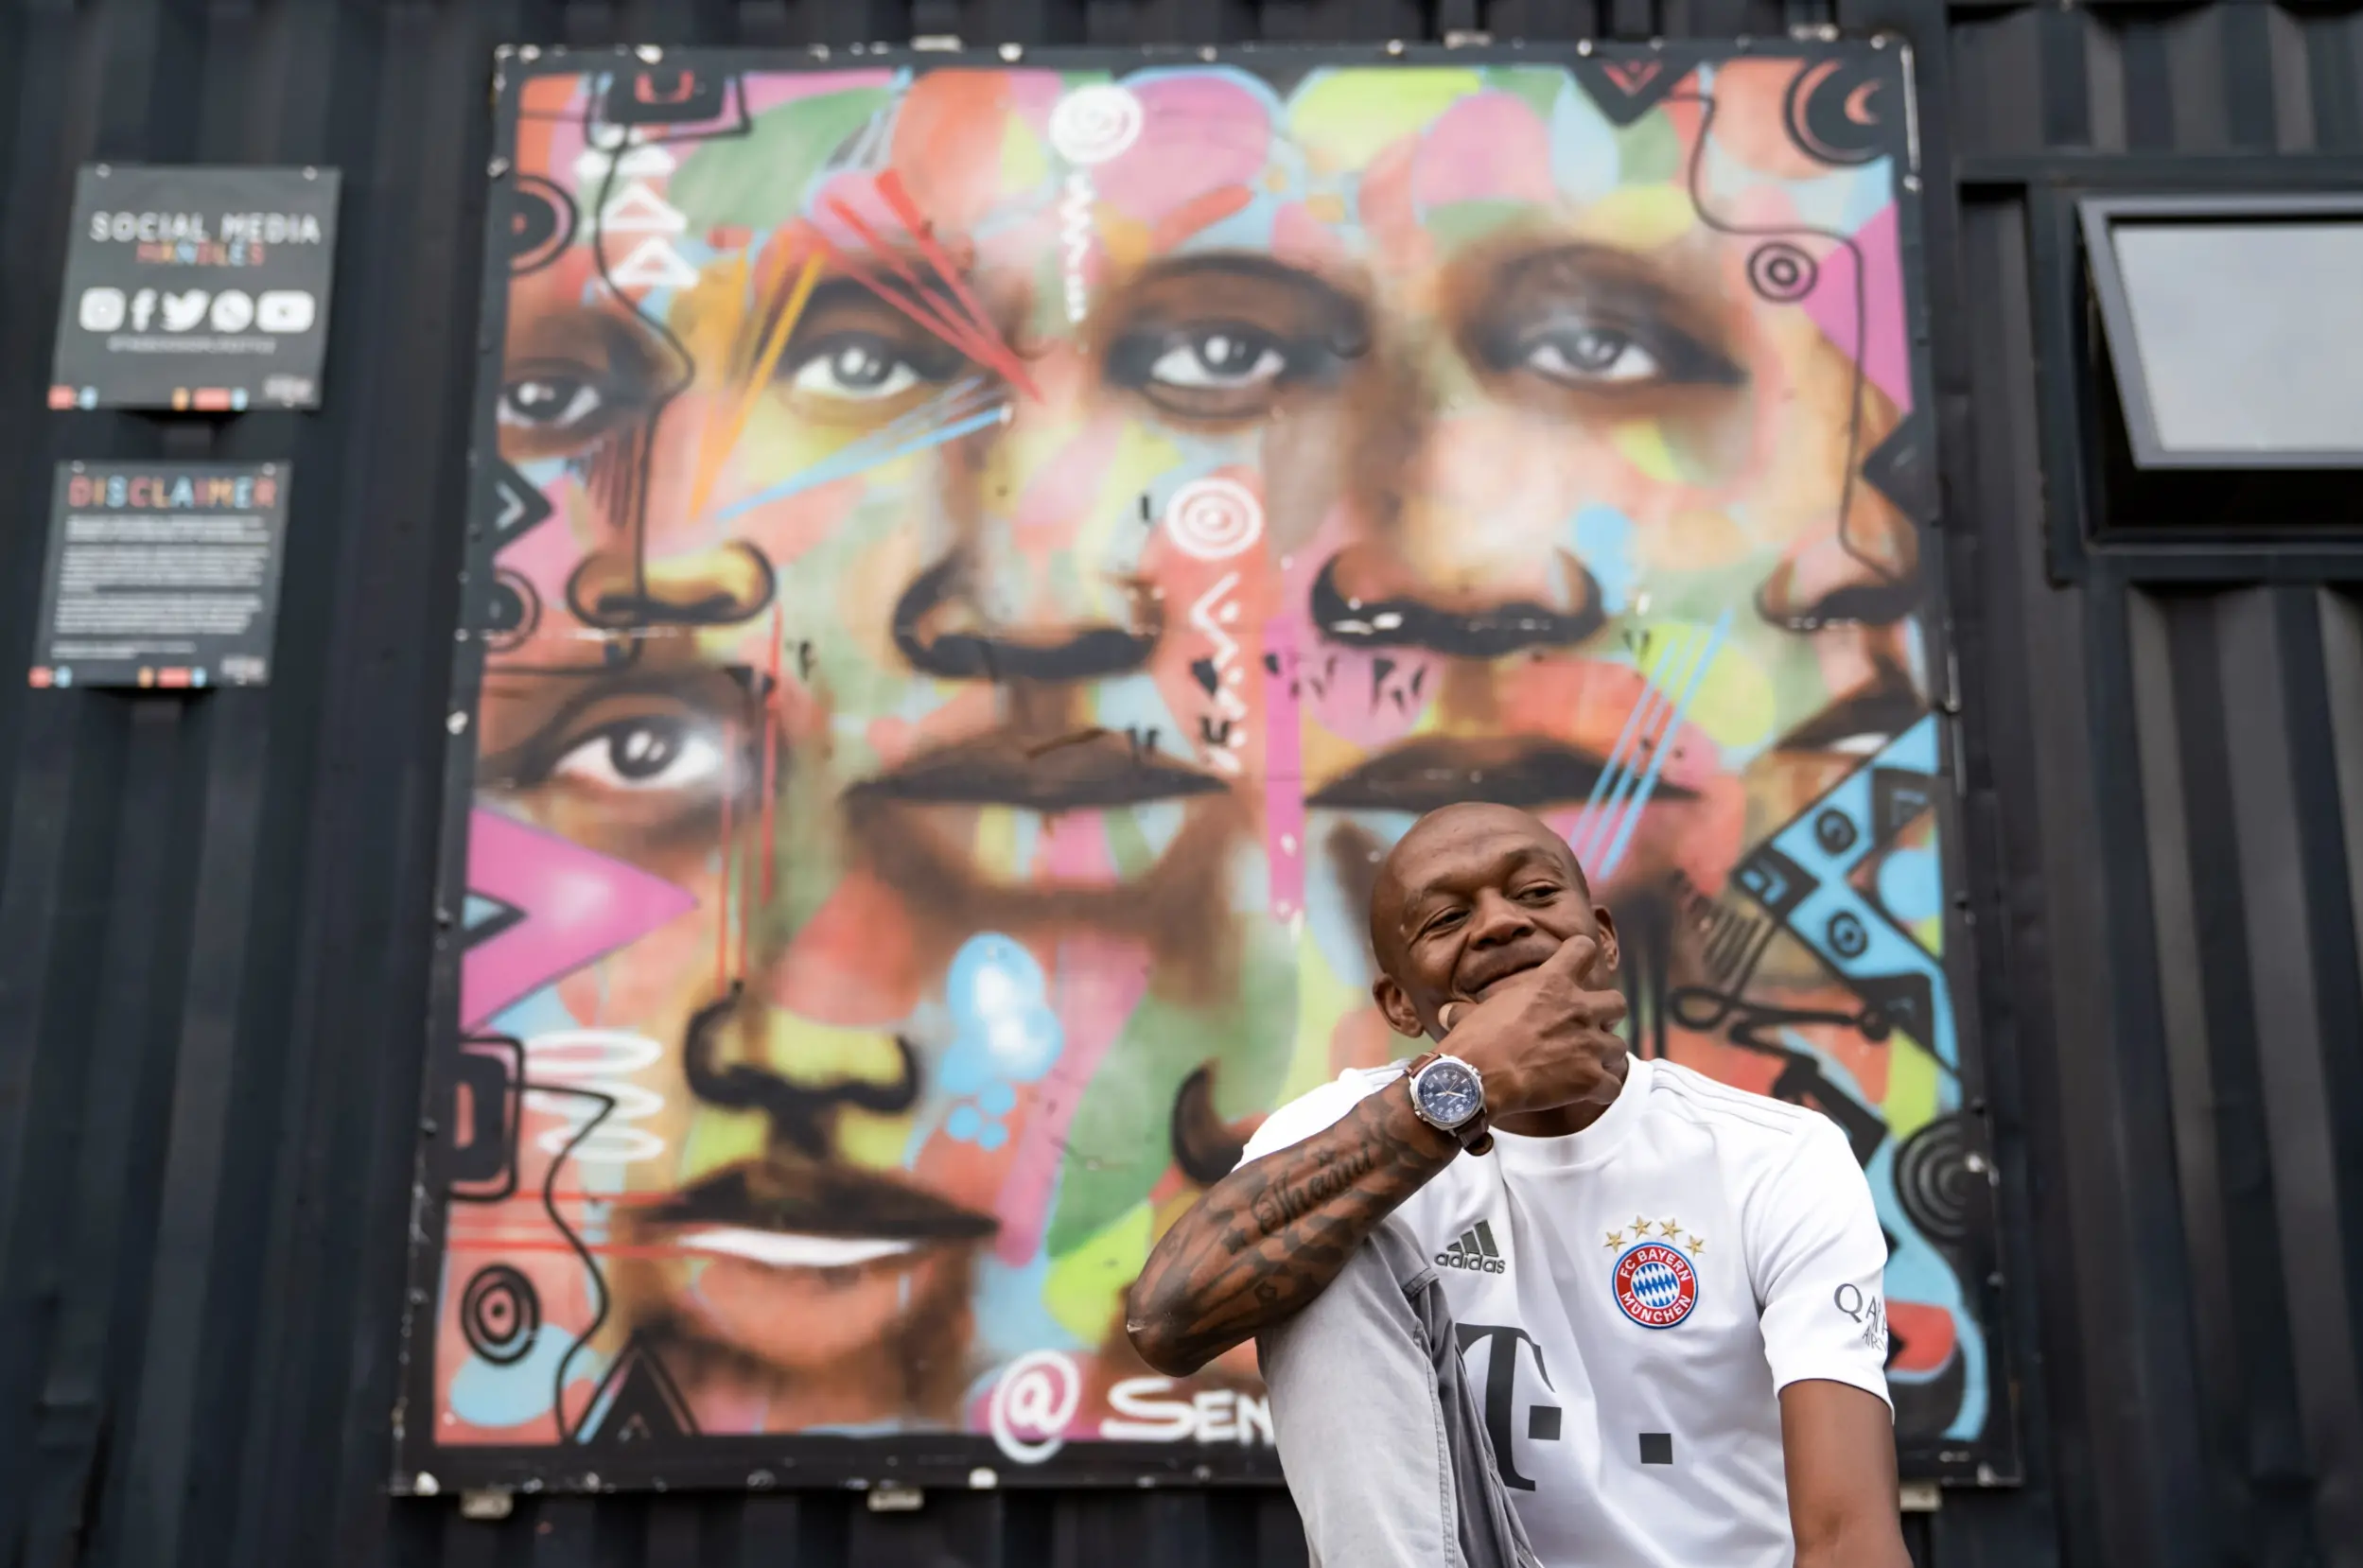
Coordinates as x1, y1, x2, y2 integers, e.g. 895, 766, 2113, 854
394, 37, 2017, 1495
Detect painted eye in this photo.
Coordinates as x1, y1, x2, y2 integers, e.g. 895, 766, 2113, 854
551, 717, 722, 791
1521, 324, 1664, 386
788, 336, 923, 401
1146, 327, 1287, 391
499, 375, 604, 430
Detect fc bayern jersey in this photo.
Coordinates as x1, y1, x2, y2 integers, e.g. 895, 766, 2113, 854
1241, 1054, 1893, 1568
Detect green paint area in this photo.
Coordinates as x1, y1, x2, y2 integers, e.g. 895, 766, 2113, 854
769, 744, 860, 941
1103, 807, 1157, 883
1043, 1200, 1152, 1345
1000, 112, 1050, 192
1288, 69, 1485, 169
1483, 66, 1568, 123
671, 88, 894, 234
1616, 111, 1683, 186
1282, 927, 1367, 1106
1423, 200, 1549, 252
676, 1106, 769, 1191
1043, 931, 1298, 1258
1880, 1028, 1944, 1143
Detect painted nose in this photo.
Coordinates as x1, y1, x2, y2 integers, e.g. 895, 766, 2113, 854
681, 984, 920, 1159
1310, 546, 1604, 658
890, 343, 1165, 683
891, 555, 1158, 681
568, 540, 776, 630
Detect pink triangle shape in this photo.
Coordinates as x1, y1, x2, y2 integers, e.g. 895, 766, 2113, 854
1801, 203, 1913, 416
461, 808, 698, 1028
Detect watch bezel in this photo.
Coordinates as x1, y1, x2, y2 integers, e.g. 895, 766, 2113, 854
1409, 1054, 1486, 1131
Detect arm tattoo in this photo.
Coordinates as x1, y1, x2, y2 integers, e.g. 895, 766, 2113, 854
1125, 1082, 1455, 1375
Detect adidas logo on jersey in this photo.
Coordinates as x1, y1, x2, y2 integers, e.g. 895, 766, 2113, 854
1436, 1220, 1508, 1274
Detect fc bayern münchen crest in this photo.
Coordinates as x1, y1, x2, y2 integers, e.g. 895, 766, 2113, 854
1613, 1241, 1698, 1328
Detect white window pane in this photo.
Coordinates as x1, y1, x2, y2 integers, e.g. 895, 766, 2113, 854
2109, 221, 2363, 458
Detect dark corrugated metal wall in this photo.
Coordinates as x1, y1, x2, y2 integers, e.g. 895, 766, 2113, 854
1937, 5, 2363, 1558
1, 2, 2358, 1566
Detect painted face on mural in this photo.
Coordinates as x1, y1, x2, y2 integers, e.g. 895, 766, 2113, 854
437, 54, 1982, 1455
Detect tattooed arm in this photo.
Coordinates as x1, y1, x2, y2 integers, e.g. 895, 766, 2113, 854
1124, 1076, 1457, 1377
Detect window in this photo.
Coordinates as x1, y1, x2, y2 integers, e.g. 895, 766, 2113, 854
2081, 196, 2363, 471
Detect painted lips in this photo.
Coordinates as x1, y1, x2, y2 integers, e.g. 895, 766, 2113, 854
645, 1159, 999, 1272
851, 727, 1228, 810
1307, 734, 1700, 814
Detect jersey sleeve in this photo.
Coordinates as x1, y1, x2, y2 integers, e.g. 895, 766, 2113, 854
1748, 1115, 1895, 1412
1237, 1071, 1392, 1164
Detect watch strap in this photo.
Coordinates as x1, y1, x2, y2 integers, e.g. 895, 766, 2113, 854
1406, 1053, 1493, 1155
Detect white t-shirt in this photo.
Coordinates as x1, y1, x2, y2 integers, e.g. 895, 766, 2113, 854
1240, 1054, 1892, 1568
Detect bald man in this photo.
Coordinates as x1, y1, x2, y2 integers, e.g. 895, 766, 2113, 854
1127, 804, 1910, 1568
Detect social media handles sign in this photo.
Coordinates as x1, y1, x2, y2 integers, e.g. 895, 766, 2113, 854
77, 287, 317, 336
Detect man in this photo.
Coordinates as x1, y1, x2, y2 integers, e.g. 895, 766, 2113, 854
1127, 802, 1911, 1568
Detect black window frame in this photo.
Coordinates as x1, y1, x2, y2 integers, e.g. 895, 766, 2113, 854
2078, 192, 2363, 473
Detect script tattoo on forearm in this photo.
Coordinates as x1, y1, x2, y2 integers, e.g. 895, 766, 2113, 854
1125, 1086, 1455, 1375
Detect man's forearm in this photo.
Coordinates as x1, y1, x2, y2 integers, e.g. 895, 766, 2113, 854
1794, 1518, 1913, 1568
1124, 1080, 1457, 1376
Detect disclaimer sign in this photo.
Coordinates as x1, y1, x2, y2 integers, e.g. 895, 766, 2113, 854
29, 462, 290, 689
50, 164, 340, 411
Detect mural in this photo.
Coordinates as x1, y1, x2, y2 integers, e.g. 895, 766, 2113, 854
399, 42, 2009, 1488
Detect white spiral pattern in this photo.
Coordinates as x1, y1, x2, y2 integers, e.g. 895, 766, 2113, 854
1048, 85, 1145, 166
1163, 478, 1265, 561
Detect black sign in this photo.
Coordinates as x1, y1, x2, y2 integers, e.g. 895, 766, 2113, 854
29, 462, 291, 690
50, 164, 341, 411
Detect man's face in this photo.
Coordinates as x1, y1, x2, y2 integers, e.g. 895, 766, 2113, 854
1372, 809, 1619, 1042
434, 55, 1980, 1455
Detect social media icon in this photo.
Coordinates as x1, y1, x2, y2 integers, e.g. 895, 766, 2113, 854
79, 287, 126, 331
209, 289, 254, 332
131, 289, 156, 330
256, 290, 315, 334
161, 290, 211, 331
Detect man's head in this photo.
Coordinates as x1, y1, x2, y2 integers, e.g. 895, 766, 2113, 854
1369, 803, 1620, 1042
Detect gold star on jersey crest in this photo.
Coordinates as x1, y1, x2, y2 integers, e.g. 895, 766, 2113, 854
1618, 1217, 1707, 1255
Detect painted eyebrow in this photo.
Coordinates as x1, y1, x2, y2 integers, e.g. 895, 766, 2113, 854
1461, 242, 1744, 385
1103, 253, 1370, 335
1482, 242, 1693, 309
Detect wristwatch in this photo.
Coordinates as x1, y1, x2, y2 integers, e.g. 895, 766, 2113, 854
1405, 1053, 1493, 1155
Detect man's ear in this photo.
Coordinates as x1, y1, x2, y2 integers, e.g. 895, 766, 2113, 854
1594, 906, 1622, 975
1372, 974, 1426, 1039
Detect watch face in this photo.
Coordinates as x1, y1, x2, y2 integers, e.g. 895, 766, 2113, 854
1416, 1060, 1483, 1127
